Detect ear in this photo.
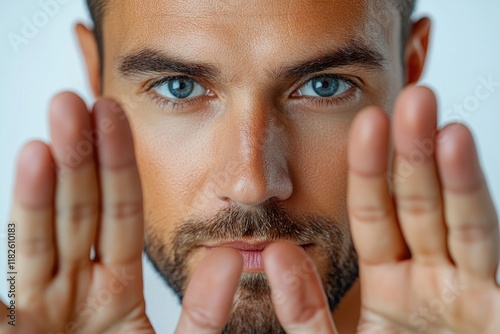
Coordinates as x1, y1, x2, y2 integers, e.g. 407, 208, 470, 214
404, 17, 431, 84
76, 23, 101, 98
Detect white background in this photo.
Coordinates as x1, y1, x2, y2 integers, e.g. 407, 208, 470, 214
1, 1, 499, 333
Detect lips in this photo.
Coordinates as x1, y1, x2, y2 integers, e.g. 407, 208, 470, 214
212, 241, 271, 251
204, 241, 311, 272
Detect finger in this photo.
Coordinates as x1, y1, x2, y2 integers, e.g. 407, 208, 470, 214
263, 242, 338, 334
175, 248, 243, 334
11, 141, 55, 288
436, 123, 499, 284
0, 300, 16, 334
50, 92, 99, 273
348, 107, 407, 265
92, 99, 144, 267
392, 86, 449, 265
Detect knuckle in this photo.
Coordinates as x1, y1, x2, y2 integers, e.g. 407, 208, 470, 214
105, 200, 143, 220
287, 307, 330, 332
451, 221, 498, 243
183, 304, 221, 331
58, 201, 98, 224
18, 290, 44, 306
396, 194, 439, 216
19, 237, 52, 256
293, 304, 325, 325
350, 203, 392, 224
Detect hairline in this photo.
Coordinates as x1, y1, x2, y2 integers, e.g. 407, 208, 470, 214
85, 0, 417, 75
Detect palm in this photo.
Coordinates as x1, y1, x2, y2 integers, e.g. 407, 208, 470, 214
358, 261, 499, 333
14, 260, 147, 334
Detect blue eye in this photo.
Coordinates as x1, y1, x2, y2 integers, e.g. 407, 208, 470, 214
153, 77, 208, 100
296, 75, 352, 98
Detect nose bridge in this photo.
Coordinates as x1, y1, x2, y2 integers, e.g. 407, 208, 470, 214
239, 105, 269, 169
217, 95, 292, 206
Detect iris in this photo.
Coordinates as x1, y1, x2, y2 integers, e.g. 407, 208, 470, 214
311, 75, 340, 97
167, 78, 195, 99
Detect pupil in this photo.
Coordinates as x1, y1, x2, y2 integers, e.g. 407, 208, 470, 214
312, 76, 339, 97
316, 81, 330, 89
168, 78, 194, 99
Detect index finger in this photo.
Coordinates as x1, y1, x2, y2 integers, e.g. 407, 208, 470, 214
175, 248, 243, 334
263, 242, 338, 334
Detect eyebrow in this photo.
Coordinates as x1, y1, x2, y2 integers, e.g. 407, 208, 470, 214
275, 41, 386, 79
117, 41, 385, 81
118, 49, 220, 80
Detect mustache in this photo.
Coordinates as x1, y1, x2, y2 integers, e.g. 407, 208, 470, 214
143, 200, 358, 308
171, 201, 346, 249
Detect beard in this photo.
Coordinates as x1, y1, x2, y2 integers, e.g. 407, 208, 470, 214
144, 200, 358, 333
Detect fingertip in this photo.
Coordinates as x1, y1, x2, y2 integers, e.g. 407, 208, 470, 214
351, 106, 389, 133
348, 106, 390, 176
91, 98, 136, 169
186, 247, 243, 300
178, 247, 243, 333
93, 97, 126, 116
184, 247, 243, 301
395, 85, 436, 110
263, 241, 316, 292
263, 241, 320, 302
436, 123, 483, 192
394, 85, 437, 125
437, 122, 472, 145
263, 242, 335, 331
393, 86, 438, 156
49, 92, 92, 168
49, 91, 88, 121
51, 91, 87, 104
204, 247, 244, 274
263, 241, 306, 265
15, 140, 55, 209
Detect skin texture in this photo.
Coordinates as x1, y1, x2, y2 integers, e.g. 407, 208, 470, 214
95, 0, 408, 332
3, 0, 500, 333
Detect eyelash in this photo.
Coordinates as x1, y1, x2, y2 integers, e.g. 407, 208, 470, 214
143, 74, 361, 110
144, 76, 207, 110
293, 74, 360, 108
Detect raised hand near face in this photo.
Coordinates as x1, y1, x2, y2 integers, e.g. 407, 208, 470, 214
0, 93, 244, 334
253, 86, 500, 334
1, 93, 154, 334
349, 86, 500, 333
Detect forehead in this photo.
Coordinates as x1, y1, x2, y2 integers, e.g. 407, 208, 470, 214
110, 0, 371, 31
104, 0, 397, 75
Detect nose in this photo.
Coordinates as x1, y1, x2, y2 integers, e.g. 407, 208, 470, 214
214, 98, 293, 207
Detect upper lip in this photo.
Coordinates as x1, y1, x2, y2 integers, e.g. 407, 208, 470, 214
205, 241, 311, 251
207, 241, 271, 251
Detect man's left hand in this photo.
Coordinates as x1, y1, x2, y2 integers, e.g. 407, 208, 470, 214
262, 86, 500, 334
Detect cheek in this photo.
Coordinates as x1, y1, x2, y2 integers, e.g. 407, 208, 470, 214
284, 111, 352, 220
128, 115, 216, 238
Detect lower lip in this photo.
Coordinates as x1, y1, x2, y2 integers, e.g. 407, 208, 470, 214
240, 250, 263, 271
206, 245, 311, 272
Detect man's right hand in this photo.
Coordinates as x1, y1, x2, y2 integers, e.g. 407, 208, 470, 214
1, 93, 156, 333
0, 92, 248, 334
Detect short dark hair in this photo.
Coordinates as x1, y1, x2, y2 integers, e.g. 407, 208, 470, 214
86, 0, 417, 70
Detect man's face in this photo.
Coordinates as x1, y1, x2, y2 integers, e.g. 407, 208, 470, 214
99, 0, 405, 331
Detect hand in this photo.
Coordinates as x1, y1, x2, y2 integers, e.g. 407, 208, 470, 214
1, 93, 154, 333
0, 92, 245, 334
215, 86, 499, 334
349, 86, 500, 333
